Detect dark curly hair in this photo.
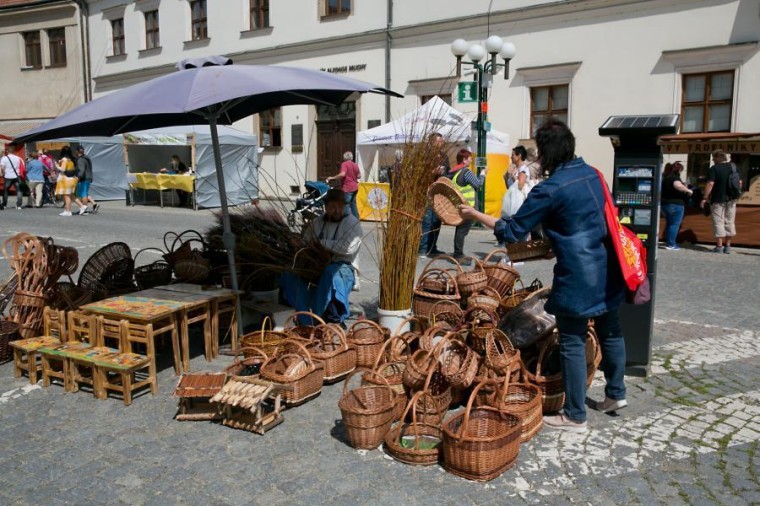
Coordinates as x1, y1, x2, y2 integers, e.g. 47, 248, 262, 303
535, 118, 575, 175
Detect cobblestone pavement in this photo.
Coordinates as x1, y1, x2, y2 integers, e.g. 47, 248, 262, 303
1, 203, 759, 505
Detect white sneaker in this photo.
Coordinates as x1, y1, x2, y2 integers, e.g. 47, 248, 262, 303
59, 211, 72, 217
78, 207, 87, 215
543, 413, 588, 433
595, 397, 628, 413
352, 278, 361, 292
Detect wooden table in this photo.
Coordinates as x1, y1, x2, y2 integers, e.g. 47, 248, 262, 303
80, 296, 183, 374
153, 284, 243, 357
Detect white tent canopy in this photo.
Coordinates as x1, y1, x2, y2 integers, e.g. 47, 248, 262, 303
356, 96, 510, 174
51, 125, 258, 208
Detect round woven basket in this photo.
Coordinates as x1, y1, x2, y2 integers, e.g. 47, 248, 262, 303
384, 391, 444, 466
482, 249, 520, 297
223, 346, 269, 380
133, 247, 173, 289
427, 177, 466, 226
347, 320, 389, 369
456, 258, 488, 298
339, 369, 398, 450
466, 286, 502, 313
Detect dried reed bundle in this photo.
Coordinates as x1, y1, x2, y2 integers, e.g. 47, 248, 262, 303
379, 106, 467, 311
205, 204, 331, 287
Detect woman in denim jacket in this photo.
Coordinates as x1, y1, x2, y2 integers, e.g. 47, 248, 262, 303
459, 119, 628, 432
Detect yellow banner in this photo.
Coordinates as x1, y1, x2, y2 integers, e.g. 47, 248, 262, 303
484, 153, 510, 217
357, 182, 390, 222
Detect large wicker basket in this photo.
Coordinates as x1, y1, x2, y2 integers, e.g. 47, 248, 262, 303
427, 177, 466, 226
442, 382, 522, 482
240, 316, 290, 357
346, 320, 389, 369
488, 377, 543, 443
133, 247, 173, 289
506, 239, 552, 262
384, 391, 444, 466
307, 324, 356, 383
456, 257, 488, 298
339, 369, 398, 449
482, 249, 520, 297
259, 339, 324, 405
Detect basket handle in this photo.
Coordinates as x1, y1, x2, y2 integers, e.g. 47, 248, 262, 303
274, 338, 314, 366
391, 315, 423, 338
460, 256, 485, 274
170, 229, 207, 253
423, 254, 464, 274
233, 346, 269, 366
284, 311, 326, 329
415, 268, 460, 297
421, 338, 449, 391
257, 316, 273, 347
372, 334, 410, 371
133, 247, 169, 266
454, 381, 491, 441
314, 323, 348, 350
163, 231, 180, 253
429, 299, 462, 326
482, 248, 512, 265
342, 367, 394, 405
392, 390, 435, 449
348, 319, 386, 336
534, 331, 558, 378
421, 321, 451, 351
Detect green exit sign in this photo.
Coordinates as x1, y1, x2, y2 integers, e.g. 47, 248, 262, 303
457, 82, 477, 103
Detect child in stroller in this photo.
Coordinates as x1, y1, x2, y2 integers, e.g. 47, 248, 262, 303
288, 180, 331, 228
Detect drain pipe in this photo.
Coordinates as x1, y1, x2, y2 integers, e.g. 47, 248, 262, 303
73, 0, 91, 102
385, 0, 393, 122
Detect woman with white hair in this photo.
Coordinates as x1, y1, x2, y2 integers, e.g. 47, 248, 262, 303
327, 151, 361, 218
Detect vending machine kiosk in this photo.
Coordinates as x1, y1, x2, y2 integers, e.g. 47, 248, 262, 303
599, 115, 679, 376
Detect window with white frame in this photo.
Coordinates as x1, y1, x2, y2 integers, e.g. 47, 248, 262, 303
190, 0, 207, 40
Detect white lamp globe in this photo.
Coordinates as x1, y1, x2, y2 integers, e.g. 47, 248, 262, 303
450, 39, 469, 57
467, 44, 486, 62
500, 41, 517, 60
485, 35, 503, 54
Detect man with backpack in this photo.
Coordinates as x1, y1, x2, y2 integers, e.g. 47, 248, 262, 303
73, 146, 99, 215
701, 149, 742, 254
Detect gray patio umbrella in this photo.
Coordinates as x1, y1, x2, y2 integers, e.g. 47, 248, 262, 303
15, 57, 401, 336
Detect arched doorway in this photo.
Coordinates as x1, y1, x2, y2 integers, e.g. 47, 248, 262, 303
316, 101, 356, 181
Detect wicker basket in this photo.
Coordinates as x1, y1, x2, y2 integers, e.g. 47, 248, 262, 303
0, 320, 20, 363
51, 282, 92, 310
416, 365, 452, 426
283, 311, 326, 340
428, 300, 463, 327
440, 336, 480, 389
482, 249, 521, 297
339, 369, 398, 449
224, 346, 269, 380
419, 321, 452, 352
174, 251, 211, 283
402, 338, 445, 392
412, 268, 461, 321
488, 377, 543, 443
384, 391, 444, 466
466, 286, 502, 313
506, 239, 552, 262
500, 278, 544, 315
456, 257, 488, 298
307, 324, 356, 383
442, 382, 522, 482
259, 340, 324, 405
484, 329, 521, 377
240, 316, 290, 357
427, 177, 466, 226
462, 306, 500, 329
347, 320, 389, 369
78, 242, 135, 298
133, 247, 173, 289
524, 333, 565, 413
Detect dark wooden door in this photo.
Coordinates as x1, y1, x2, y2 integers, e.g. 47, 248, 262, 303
316, 102, 356, 181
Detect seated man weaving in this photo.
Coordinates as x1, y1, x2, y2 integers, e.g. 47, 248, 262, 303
280, 189, 362, 325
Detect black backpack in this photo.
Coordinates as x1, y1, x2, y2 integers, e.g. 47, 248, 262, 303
728, 163, 741, 199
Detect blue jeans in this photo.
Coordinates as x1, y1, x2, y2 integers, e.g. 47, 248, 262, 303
344, 191, 359, 218
555, 310, 626, 422
661, 203, 685, 247
418, 207, 441, 254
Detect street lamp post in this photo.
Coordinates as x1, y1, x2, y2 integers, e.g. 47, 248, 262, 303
451, 36, 516, 213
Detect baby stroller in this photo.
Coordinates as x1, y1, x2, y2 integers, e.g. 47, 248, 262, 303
288, 180, 330, 228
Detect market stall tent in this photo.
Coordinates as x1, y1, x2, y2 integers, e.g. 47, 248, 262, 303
355, 96, 511, 217
50, 125, 258, 207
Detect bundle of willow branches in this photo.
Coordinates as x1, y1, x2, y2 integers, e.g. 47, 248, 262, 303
379, 128, 459, 311
205, 205, 331, 289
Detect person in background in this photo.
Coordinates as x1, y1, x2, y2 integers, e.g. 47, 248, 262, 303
38, 149, 56, 205
449, 149, 486, 263
1, 145, 25, 210
506, 145, 531, 190
55, 145, 78, 217
73, 146, 98, 215
660, 161, 693, 251
459, 118, 628, 433
701, 149, 741, 254
25, 151, 46, 208
280, 189, 362, 326
327, 151, 361, 218
419, 132, 450, 258
169, 154, 190, 206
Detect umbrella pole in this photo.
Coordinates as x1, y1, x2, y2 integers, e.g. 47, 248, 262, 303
208, 114, 243, 350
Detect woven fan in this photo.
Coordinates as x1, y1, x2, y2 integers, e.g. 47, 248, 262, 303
427, 177, 465, 226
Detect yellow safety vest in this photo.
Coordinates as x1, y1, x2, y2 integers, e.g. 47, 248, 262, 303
451, 168, 476, 206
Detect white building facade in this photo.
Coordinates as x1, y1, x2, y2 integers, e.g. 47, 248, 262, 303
79, 0, 760, 195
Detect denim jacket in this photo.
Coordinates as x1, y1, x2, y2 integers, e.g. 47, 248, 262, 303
495, 157, 625, 318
